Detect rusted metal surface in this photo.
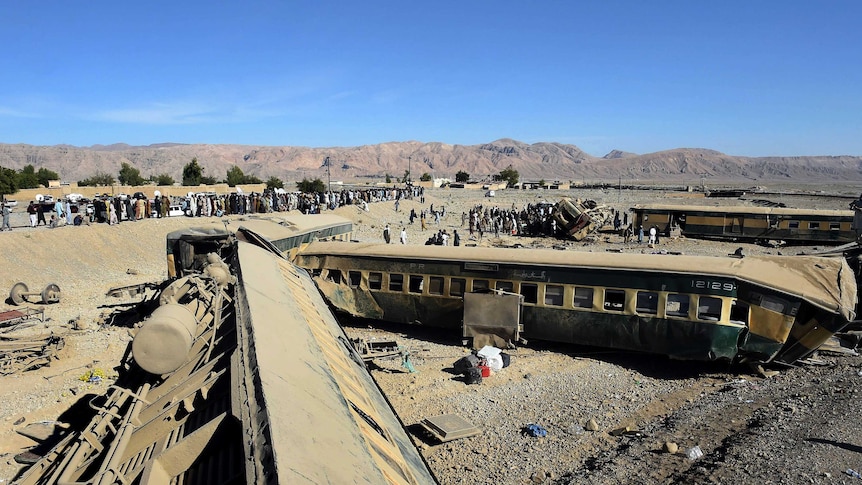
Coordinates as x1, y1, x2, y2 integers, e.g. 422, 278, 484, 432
14, 230, 437, 484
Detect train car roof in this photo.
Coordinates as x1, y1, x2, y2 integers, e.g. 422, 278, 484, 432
298, 241, 856, 320
229, 214, 352, 240
235, 242, 436, 483
630, 203, 854, 217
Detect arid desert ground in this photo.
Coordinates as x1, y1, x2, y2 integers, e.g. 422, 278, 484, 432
1, 182, 861, 484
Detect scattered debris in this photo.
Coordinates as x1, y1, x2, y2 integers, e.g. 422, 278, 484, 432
585, 419, 600, 432
663, 442, 679, 454
524, 424, 548, 438
8, 282, 61, 306
418, 414, 481, 443
0, 307, 44, 331
685, 445, 704, 461
0, 332, 64, 375
553, 197, 614, 241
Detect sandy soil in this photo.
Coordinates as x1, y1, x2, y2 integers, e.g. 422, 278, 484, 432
0, 184, 860, 484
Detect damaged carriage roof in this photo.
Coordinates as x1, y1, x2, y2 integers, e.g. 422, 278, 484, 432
298, 241, 857, 321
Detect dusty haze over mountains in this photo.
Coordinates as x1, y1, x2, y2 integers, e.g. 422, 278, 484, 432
0, 139, 860, 185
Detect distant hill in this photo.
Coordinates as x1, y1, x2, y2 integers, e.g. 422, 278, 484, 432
0, 140, 859, 184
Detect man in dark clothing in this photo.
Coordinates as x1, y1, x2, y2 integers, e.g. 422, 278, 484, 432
453, 229, 460, 246
383, 224, 391, 244
37, 202, 46, 225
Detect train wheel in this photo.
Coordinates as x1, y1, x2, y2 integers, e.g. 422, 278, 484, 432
9, 282, 28, 305
41, 283, 61, 304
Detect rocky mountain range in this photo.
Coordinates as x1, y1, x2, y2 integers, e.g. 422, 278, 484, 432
0, 139, 860, 185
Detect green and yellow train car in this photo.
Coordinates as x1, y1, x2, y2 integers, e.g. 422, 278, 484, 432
630, 204, 855, 244
295, 242, 856, 366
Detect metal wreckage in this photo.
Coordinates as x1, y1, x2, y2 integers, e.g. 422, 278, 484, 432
13, 225, 438, 485
8, 206, 862, 483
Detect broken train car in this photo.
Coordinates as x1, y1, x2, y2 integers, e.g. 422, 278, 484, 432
552, 197, 614, 240
295, 242, 856, 365
630, 204, 856, 245
15, 227, 437, 484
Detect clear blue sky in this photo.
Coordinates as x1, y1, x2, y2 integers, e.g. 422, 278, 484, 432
1, 1, 859, 157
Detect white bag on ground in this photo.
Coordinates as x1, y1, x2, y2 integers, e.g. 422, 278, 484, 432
477, 346, 504, 371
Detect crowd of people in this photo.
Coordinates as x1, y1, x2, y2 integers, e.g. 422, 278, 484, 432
1, 185, 427, 230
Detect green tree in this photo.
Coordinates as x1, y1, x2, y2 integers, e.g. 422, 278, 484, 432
182, 157, 203, 186
0, 166, 18, 196
225, 165, 247, 187
385, 173, 392, 184
496, 165, 519, 187
16, 165, 40, 189
455, 170, 470, 183
266, 176, 284, 190
78, 172, 116, 186
401, 170, 410, 184
200, 175, 219, 185
153, 173, 175, 186
420, 172, 432, 182
296, 178, 326, 193
36, 167, 60, 188
538, 179, 546, 187
118, 162, 145, 186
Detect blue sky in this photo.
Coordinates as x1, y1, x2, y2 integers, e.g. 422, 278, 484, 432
1, 1, 859, 156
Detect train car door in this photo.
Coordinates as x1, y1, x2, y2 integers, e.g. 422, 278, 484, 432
724, 215, 743, 235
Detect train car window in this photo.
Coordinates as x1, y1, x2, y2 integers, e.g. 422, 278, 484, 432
450, 278, 466, 297
326, 269, 342, 283
409, 275, 424, 293
808, 222, 820, 229
573, 287, 593, 309
789, 221, 799, 229
604, 289, 626, 311
389, 274, 404, 292
697, 297, 722, 321
545, 285, 564, 306
636, 291, 659, 315
495, 281, 514, 293
429, 276, 444, 295
472, 280, 489, 292
830, 222, 840, 231
666, 294, 690, 317
730, 301, 750, 325
520, 283, 538, 304
368, 272, 382, 290
759, 295, 786, 314
348, 271, 361, 288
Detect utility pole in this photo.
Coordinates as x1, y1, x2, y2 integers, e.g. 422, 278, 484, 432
618, 174, 621, 205
325, 156, 331, 192
408, 156, 412, 185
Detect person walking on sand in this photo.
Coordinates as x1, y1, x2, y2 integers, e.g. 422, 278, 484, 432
400, 227, 407, 244
383, 223, 391, 244
2, 202, 11, 231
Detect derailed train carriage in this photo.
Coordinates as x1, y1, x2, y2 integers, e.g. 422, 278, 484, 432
630, 204, 856, 244
294, 242, 857, 365
15, 227, 437, 484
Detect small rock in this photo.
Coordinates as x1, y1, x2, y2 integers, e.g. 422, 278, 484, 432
585, 419, 599, 431
126, 268, 139, 275
663, 442, 679, 454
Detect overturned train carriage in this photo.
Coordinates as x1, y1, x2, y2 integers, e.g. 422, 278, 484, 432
16, 232, 437, 484
295, 242, 856, 365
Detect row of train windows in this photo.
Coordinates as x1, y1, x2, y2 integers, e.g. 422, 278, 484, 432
328, 269, 753, 322
787, 221, 842, 230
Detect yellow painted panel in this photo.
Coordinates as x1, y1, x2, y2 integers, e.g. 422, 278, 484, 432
747, 306, 793, 343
